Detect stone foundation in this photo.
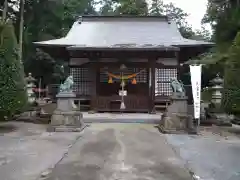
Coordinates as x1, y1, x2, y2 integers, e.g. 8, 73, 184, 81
159, 96, 197, 134
48, 92, 85, 132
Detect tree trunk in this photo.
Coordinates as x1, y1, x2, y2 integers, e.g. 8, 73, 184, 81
2, 0, 8, 21
19, 0, 25, 63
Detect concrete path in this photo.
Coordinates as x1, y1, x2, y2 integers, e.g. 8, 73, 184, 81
2, 122, 240, 180
165, 131, 240, 180
0, 122, 82, 180
43, 124, 192, 180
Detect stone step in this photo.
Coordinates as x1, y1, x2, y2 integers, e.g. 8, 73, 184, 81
81, 113, 162, 124
83, 118, 161, 124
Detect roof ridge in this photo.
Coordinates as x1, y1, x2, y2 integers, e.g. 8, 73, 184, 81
77, 15, 169, 22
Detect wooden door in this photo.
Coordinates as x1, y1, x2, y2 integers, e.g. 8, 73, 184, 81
94, 65, 149, 112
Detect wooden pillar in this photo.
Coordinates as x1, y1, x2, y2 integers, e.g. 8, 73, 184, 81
90, 62, 97, 96
174, 50, 181, 80
149, 59, 156, 113
90, 59, 98, 111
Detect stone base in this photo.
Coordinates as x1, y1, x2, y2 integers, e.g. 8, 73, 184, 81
210, 113, 232, 127
159, 95, 197, 134
56, 92, 76, 98
47, 125, 87, 132
51, 110, 83, 125
158, 124, 198, 135
49, 110, 85, 132
159, 113, 198, 134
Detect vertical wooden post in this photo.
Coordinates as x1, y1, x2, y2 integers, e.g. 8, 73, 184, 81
175, 51, 181, 80
91, 62, 97, 96
90, 58, 98, 111
149, 58, 156, 113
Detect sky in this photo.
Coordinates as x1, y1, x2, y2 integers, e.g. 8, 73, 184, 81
159, 0, 209, 30
96, 0, 210, 31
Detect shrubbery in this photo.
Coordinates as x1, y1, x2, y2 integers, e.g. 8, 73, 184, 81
0, 20, 27, 120
223, 32, 240, 115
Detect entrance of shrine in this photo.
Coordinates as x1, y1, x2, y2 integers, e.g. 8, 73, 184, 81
94, 63, 150, 112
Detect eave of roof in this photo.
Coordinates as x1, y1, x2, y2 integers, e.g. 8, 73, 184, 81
66, 44, 180, 51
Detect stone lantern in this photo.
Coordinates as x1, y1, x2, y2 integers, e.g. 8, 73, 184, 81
210, 74, 224, 106
209, 74, 232, 126
25, 73, 36, 104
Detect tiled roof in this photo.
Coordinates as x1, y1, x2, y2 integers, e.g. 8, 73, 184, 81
34, 16, 214, 48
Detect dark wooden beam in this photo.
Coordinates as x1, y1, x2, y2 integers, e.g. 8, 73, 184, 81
149, 58, 156, 113
97, 61, 149, 68
176, 51, 181, 80
90, 61, 97, 97
90, 59, 98, 111
69, 50, 177, 59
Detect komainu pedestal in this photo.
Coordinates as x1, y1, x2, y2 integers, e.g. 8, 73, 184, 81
159, 95, 197, 134
48, 92, 85, 132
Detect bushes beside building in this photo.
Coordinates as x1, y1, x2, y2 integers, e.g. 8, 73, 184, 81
223, 32, 240, 115
0, 20, 27, 120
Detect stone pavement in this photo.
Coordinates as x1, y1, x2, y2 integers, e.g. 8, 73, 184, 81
165, 130, 240, 180
42, 124, 192, 180
1, 122, 240, 180
0, 122, 82, 180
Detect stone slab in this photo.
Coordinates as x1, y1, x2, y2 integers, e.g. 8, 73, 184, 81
171, 95, 188, 101
158, 124, 198, 135
56, 92, 76, 98
52, 110, 83, 116
167, 98, 188, 114
50, 112, 83, 127
56, 99, 77, 112
81, 112, 162, 124
213, 113, 232, 127
47, 124, 87, 132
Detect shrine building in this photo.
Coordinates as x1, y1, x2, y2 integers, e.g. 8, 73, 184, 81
34, 16, 214, 113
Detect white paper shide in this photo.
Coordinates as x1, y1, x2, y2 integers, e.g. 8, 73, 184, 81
190, 65, 202, 119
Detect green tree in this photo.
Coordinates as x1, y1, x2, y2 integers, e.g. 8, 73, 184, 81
0, 20, 27, 119
149, 0, 197, 39
197, 0, 240, 88
203, 0, 240, 45
149, 0, 163, 15
24, 49, 67, 87
98, 0, 119, 15
20, 0, 96, 86
223, 32, 240, 114
114, 0, 148, 15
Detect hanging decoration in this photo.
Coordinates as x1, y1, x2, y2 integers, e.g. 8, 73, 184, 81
106, 69, 145, 84
106, 65, 145, 110
132, 78, 137, 84
108, 76, 113, 84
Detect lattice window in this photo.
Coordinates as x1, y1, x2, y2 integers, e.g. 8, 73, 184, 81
70, 68, 92, 95
100, 67, 109, 83
133, 68, 147, 83
100, 67, 147, 83
155, 68, 177, 96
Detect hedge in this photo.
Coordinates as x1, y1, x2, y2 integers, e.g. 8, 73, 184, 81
0, 20, 27, 120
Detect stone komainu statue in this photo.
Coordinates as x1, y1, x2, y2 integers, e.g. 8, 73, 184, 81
170, 78, 186, 97
59, 75, 74, 93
